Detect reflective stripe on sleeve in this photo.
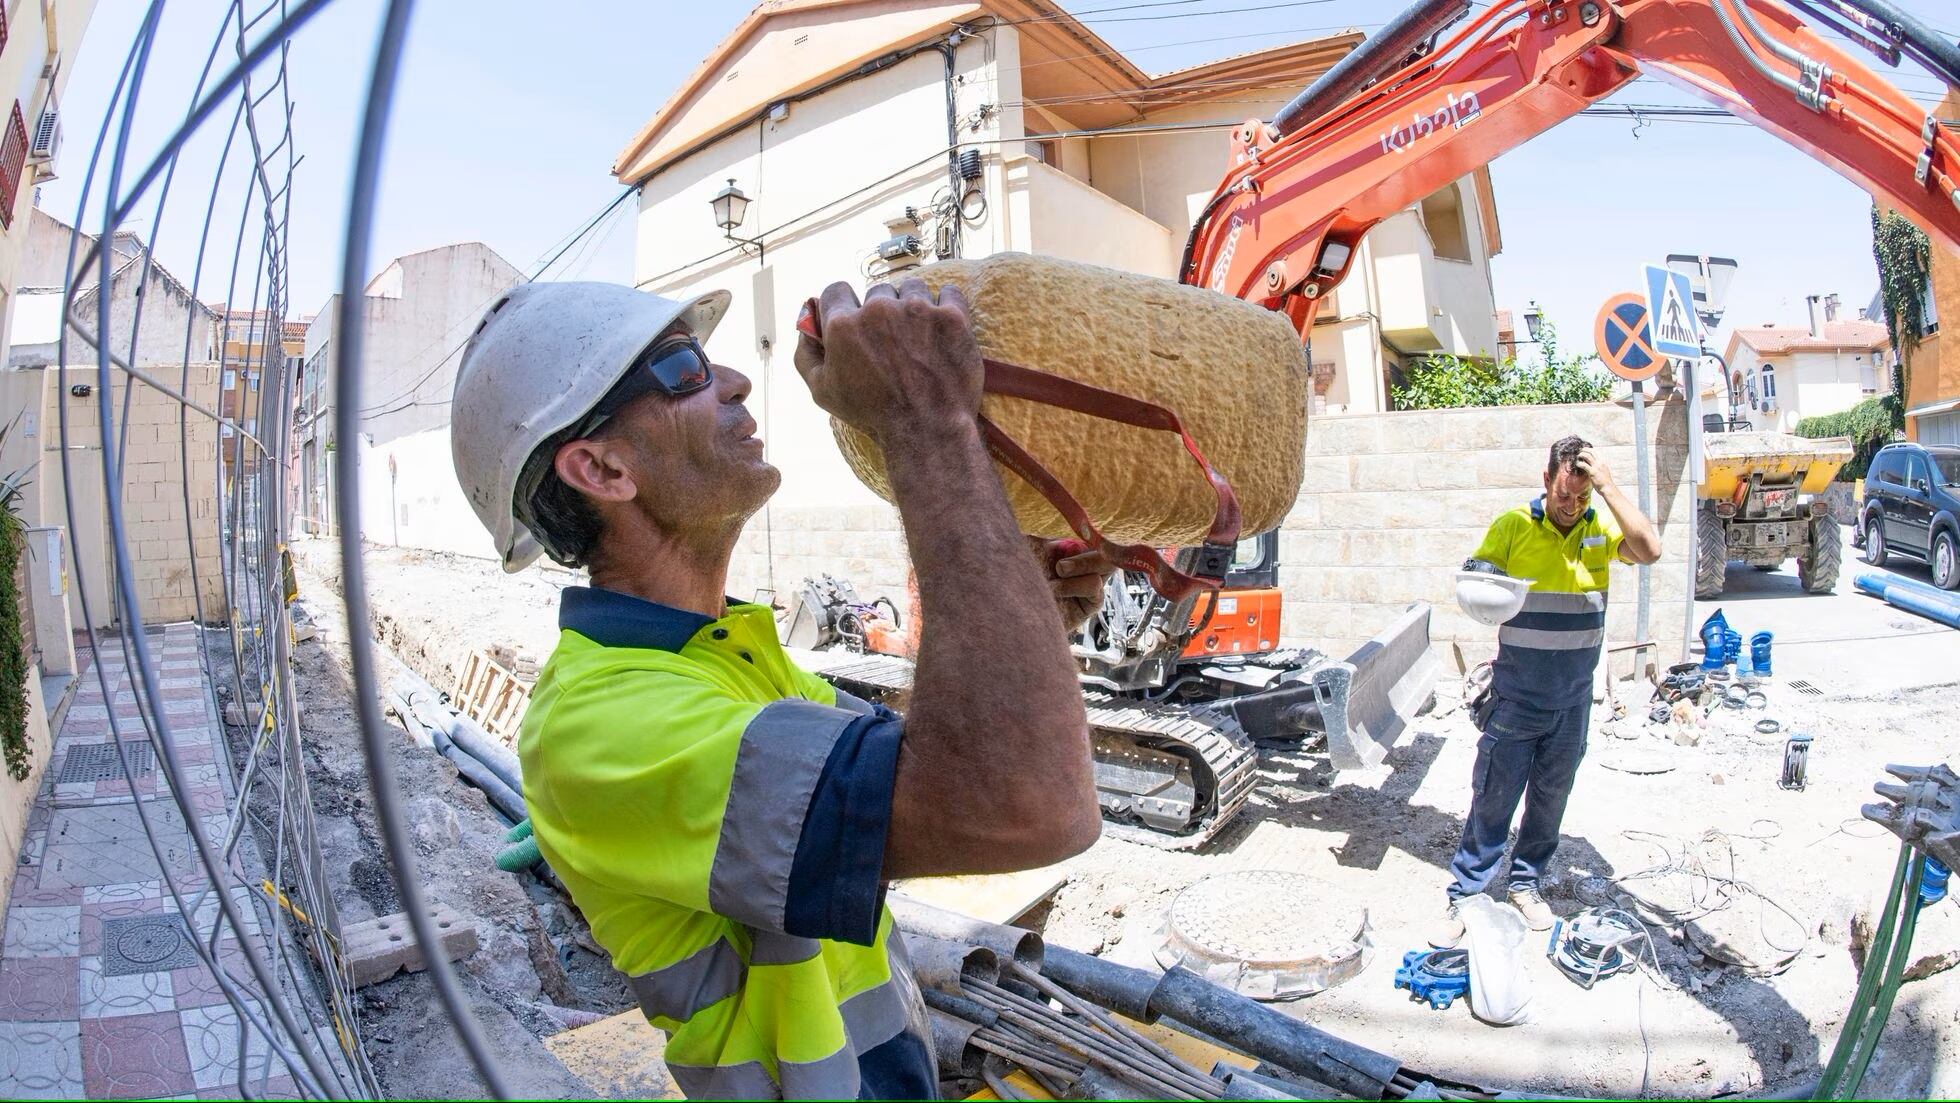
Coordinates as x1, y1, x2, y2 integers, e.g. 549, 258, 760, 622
626, 938, 744, 1022
708, 698, 854, 932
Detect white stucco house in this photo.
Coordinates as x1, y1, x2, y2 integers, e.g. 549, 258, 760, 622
1719, 293, 1891, 433
616, 0, 1507, 598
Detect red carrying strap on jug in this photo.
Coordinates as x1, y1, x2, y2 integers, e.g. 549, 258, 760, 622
795, 297, 1241, 600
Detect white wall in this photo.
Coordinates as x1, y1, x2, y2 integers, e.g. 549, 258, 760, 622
1736, 347, 1886, 431
1005, 155, 1175, 276
636, 38, 1013, 522
355, 426, 495, 559
348, 245, 522, 445
0, 0, 102, 370
10, 264, 213, 372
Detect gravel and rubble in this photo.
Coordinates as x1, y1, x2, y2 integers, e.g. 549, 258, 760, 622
252, 551, 635, 1098
289, 536, 1960, 1098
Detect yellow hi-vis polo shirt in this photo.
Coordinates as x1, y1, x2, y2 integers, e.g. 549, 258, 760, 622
519, 585, 935, 1100
1469, 497, 1625, 710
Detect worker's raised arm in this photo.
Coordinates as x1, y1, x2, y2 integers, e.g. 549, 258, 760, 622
795, 279, 1101, 879
1577, 448, 1661, 565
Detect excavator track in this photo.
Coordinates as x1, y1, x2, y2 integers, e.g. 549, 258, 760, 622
810, 656, 1258, 848
1083, 692, 1259, 850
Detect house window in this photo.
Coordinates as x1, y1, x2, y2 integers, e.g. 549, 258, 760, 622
247, 370, 259, 391
1418, 184, 1472, 263
1860, 356, 1878, 394
1925, 283, 1941, 337
1759, 364, 1776, 407
0, 103, 28, 230
223, 369, 237, 391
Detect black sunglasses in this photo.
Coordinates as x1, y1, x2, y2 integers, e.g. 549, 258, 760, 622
574, 334, 713, 437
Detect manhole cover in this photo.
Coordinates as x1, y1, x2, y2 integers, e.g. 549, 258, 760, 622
100, 915, 200, 976
56, 742, 154, 784
1154, 870, 1371, 1000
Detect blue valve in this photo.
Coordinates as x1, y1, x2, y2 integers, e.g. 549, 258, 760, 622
1922, 857, 1950, 908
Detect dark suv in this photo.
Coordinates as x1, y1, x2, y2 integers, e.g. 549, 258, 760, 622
1861, 442, 1960, 589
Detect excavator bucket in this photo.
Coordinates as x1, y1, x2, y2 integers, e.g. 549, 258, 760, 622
1317, 604, 1441, 769
1204, 602, 1440, 770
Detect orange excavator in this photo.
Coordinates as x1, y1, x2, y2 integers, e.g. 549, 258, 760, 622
810, 0, 1960, 847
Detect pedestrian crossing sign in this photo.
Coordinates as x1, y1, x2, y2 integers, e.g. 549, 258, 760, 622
1643, 263, 1701, 359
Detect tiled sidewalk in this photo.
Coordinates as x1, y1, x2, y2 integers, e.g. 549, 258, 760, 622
0, 625, 297, 1099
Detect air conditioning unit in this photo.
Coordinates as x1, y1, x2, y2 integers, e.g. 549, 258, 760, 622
28, 110, 59, 179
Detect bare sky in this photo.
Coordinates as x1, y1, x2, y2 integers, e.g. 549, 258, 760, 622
40, 1, 1960, 361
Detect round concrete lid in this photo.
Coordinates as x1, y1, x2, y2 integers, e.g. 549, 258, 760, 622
1153, 870, 1371, 1001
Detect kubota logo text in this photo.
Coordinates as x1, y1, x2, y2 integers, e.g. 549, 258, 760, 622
1379, 91, 1482, 155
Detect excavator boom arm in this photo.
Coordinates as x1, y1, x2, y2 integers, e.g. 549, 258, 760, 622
1187, 0, 1960, 331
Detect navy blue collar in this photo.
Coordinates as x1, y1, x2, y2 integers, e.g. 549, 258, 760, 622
1530, 496, 1595, 524
560, 585, 719, 652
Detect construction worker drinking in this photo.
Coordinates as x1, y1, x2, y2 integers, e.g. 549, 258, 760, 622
449, 278, 1112, 1099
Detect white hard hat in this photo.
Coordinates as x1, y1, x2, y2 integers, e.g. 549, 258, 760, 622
450, 281, 731, 572
1455, 570, 1532, 627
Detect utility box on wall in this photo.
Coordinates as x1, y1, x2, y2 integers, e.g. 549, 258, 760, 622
21, 525, 73, 677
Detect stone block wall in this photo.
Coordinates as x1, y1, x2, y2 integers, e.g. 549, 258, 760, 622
722, 401, 1696, 680
42, 365, 227, 626
729, 503, 912, 608
1281, 400, 1696, 675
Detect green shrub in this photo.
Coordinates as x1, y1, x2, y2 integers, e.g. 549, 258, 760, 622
1391, 322, 1613, 410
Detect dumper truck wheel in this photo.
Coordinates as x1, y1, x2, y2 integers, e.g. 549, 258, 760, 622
1934, 530, 1960, 591
1800, 516, 1841, 594
1696, 510, 1728, 599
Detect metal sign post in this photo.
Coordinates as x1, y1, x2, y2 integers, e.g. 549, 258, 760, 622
1630, 380, 1652, 655
1595, 293, 1664, 669
1681, 355, 1701, 663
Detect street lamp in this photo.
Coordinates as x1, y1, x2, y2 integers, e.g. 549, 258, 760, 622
1522, 300, 1545, 342
710, 178, 764, 262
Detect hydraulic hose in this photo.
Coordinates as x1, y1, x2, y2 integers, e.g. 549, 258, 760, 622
1709, 0, 1812, 103
1272, 0, 1470, 138
1830, 0, 1960, 88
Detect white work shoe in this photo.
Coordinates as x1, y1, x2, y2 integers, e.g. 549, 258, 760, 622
1429, 901, 1465, 949
1510, 887, 1556, 931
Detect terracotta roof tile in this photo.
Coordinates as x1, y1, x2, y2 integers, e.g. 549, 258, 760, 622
1730, 320, 1887, 354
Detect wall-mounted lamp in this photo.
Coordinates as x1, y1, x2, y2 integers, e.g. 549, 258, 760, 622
710, 179, 764, 263
1522, 300, 1545, 343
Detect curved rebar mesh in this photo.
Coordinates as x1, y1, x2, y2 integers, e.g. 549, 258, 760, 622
48, 0, 504, 1096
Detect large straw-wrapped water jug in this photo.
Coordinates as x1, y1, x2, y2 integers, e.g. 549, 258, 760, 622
831, 253, 1309, 546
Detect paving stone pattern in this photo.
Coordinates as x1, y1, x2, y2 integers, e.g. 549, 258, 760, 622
0, 628, 298, 1099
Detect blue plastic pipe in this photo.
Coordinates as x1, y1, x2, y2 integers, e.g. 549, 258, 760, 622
1855, 573, 1960, 629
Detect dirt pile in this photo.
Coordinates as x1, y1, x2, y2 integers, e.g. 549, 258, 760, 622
259, 558, 634, 1098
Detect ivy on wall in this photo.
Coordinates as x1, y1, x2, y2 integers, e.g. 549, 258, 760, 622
1795, 394, 1900, 481
1870, 203, 1932, 403
0, 419, 30, 781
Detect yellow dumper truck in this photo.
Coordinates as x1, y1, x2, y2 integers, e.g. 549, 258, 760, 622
1697, 431, 1855, 598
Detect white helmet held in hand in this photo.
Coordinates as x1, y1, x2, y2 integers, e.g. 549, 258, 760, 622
1455, 560, 1532, 627
450, 281, 730, 572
